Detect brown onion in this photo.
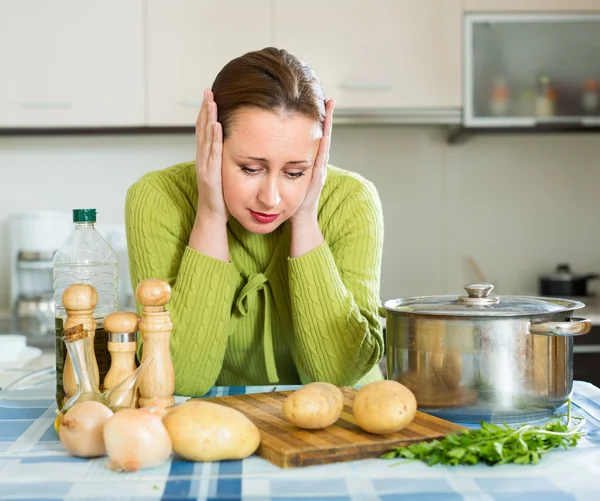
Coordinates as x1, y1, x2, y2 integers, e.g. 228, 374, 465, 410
103, 406, 172, 472
59, 401, 113, 458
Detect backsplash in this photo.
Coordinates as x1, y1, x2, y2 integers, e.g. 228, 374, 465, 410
1, 127, 600, 309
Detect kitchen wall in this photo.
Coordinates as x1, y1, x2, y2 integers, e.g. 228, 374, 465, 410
1, 127, 600, 310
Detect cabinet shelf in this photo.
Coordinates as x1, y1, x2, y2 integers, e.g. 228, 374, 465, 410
447, 122, 600, 144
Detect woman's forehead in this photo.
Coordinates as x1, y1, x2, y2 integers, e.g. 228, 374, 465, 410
227, 108, 322, 156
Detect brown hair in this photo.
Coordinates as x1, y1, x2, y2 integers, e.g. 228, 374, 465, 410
211, 47, 326, 138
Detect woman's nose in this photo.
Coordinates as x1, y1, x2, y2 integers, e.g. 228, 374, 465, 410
258, 179, 281, 209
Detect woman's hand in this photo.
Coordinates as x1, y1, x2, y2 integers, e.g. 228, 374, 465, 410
195, 88, 228, 224
188, 89, 230, 262
291, 99, 335, 225
289, 99, 335, 258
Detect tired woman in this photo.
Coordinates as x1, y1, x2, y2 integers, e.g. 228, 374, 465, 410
125, 47, 384, 396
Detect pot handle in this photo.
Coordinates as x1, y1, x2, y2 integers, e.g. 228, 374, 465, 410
524, 317, 592, 336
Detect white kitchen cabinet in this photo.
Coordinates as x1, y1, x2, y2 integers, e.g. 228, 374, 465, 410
464, 1, 600, 11
0, 1, 144, 128
146, 0, 273, 126
274, 0, 462, 110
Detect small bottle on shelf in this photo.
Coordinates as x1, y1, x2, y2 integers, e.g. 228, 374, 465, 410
582, 79, 599, 115
535, 75, 556, 118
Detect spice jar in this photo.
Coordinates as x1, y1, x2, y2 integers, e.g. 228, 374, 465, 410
535, 75, 556, 118
581, 79, 599, 115
518, 89, 535, 117
489, 77, 510, 116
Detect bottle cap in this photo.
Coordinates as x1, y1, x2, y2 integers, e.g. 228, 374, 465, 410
73, 209, 97, 223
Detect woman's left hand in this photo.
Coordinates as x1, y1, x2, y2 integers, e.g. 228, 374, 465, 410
291, 98, 335, 225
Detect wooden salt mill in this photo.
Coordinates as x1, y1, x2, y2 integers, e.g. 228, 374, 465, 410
104, 312, 141, 408
136, 279, 175, 408
62, 284, 99, 405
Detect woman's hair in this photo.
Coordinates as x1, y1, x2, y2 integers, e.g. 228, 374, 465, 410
211, 47, 326, 138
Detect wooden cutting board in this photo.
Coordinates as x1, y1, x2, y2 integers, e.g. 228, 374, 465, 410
199, 387, 466, 468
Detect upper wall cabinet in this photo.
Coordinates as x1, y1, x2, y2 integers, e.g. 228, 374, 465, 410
0, 1, 144, 128
146, 0, 273, 126
464, 1, 600, 11
274, 0, 462, 110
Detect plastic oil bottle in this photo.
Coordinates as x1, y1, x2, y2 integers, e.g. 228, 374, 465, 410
53, 209, 118, 408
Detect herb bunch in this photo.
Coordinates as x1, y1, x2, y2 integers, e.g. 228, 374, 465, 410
381, 401, 585, 466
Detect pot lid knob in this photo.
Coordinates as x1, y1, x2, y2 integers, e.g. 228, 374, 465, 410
459, 282, 499, 305
465, 283, 495, 298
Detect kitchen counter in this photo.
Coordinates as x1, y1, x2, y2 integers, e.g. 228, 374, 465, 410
0, 349, 54, 391
2, 380, 600, 500
577, 295, 600, 325
558, 292, 600, 321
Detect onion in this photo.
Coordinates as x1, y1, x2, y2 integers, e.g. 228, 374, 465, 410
103, 405, 172, 472
59, 401, 114, 458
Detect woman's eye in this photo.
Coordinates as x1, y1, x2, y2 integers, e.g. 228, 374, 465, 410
286, 171, 305, 179
241, 166, 260, 175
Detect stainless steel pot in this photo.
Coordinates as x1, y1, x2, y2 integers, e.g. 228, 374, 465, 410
380, 283, 592, 423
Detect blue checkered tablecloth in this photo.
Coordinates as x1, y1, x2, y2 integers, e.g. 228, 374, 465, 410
2, 377, 600, 501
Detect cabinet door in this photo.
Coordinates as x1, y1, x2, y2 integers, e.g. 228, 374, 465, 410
0, 1, 144, 127
146, 0, 273, 126
464, 1, 600, 11
274, 0, 461, 109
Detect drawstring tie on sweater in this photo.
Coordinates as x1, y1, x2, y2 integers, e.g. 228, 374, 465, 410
229, 272, 279, 383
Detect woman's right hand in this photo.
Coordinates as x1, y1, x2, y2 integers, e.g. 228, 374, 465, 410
195, 88, 228, 224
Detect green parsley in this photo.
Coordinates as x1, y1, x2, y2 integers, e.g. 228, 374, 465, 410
381, 400, 585, 466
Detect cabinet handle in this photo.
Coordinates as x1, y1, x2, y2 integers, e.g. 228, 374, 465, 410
180, 100, 203, 108
20, 102, 72, 109
339, 82, 392, 92
574, 344, 600, 354
582, 117, 600, 126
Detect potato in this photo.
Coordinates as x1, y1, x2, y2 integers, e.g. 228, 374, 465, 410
163, 400, 260, 462
282, 382, 344, 429
439, 351, 463, 390
353, 380, 417, 435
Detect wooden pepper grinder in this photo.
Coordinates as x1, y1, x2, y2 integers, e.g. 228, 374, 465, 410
104, 312, 141, 408
136, 279, 175, 408
62, 284, 99, 405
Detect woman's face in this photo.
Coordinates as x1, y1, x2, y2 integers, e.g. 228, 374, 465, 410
222, 108, 322, 234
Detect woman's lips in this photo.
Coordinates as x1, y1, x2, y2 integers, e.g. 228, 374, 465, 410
249, 210, 280, 224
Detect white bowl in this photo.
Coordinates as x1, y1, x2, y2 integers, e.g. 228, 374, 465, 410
0, 334, 28, 362
0, 346, 43, 369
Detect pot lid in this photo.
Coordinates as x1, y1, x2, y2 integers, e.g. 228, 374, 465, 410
382, 283, 585, 317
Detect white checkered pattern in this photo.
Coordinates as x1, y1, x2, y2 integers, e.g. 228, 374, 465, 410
2, 380, 600, 500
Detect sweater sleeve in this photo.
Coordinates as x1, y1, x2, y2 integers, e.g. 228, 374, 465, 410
125, 179, 237, 397
287, 181, 385, 385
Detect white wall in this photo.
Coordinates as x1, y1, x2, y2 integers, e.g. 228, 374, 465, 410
330, 127, 600, 298
1, 127, 599, 310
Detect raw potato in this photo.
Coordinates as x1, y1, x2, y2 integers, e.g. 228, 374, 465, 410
353, 380, 417, 435
163, 401, 260, 462
282, 382, 344, 429
439, 351, 463, 391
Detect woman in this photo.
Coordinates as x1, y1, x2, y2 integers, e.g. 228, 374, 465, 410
125, 47, 384, 397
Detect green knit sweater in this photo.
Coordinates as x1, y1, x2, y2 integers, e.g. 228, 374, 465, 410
125, 161, 384, 397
